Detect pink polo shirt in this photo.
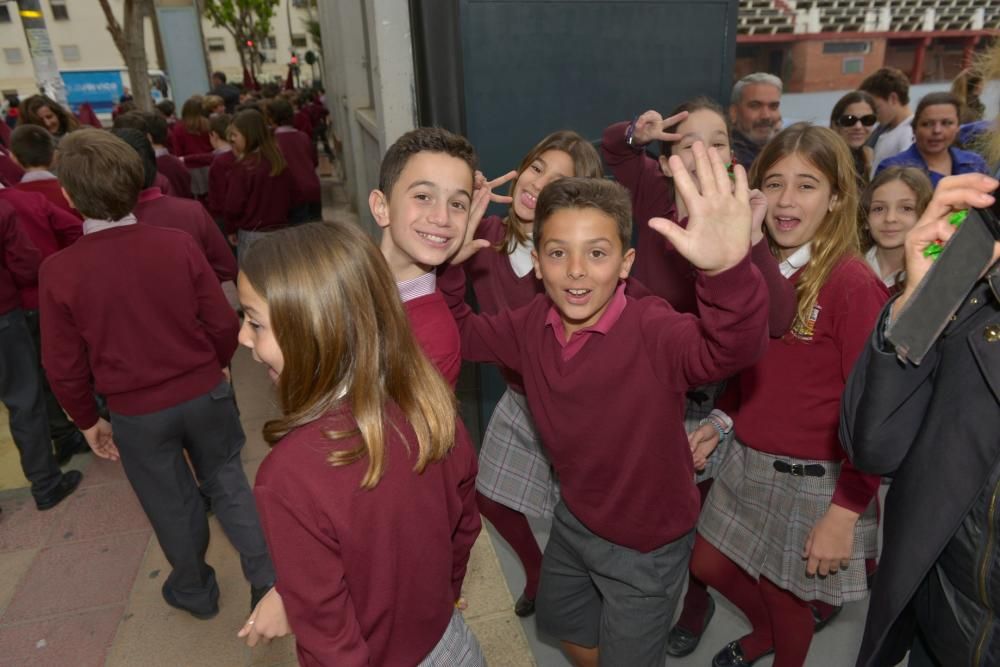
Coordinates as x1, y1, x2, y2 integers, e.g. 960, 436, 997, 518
544, 282, 628, 361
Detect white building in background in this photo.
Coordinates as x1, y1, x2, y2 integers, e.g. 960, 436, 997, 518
0, 0, 322, 102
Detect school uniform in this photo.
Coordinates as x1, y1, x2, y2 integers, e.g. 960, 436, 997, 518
293, 108, 313, 138
15, 170, 80, 218
154, 147, 194, 200
398, 271, 462, 389
206, 148, 237, 221
0, 146, 24, 186
133, 187, 237, 283
223, 154, 293, 260
0, 200, 66, 503
39, 219, 274, 614
254, 402, 483, 666
864, 246, 903, 292
274, 126, 320, 223
699, 251, 887, 606
447, 255, 769, 662
170, 124, 213, 196
153, 172, 176, 198
876, 143, 988, 188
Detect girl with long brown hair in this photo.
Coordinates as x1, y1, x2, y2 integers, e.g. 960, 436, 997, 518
19, 94, 78, 141
236, 221, 482, 665
691, 123, 888, 667
861, 166, 933, 291
223, 109, 293, 260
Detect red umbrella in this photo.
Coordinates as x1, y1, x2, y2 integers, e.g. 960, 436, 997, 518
76, 102, 102, 128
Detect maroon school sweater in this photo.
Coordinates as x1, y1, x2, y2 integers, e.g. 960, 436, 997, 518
602, 120, 796, 335
15, 177, 81, 219
729, 256, 887, 513
0, 200, 40, 314
170, 123, 213, 157
39, 224, 237, 429
293, 109, 313, 137
404, 290, 461, 389
133, 188, 237, 282
449, 256, 769, 550
254, 403, 480, 667
274, 127, 320, 205
0, 147, 24, 187
223, 155, 294, 234
207, 149, 237, 219
0, 188, 82, 309
156, 153, 194, 199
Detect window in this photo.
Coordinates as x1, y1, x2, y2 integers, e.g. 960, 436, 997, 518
263, 35, 277, 50
207, 37, 226, 52
842, 57, 864, 75
4, 48, 24, 65
823, 41, 870, 55
0, 5, 11, 22
50, 0, 68, 20
291, 34, 308, 48
60, 44, 80, 61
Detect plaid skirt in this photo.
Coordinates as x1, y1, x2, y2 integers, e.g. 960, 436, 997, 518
417, 610, 485, 666
698, 441, 878, 605
683, 382, 730, 482
476, 387, 559, 519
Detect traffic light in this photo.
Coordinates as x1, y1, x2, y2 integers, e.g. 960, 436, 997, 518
246, 39, 254, 48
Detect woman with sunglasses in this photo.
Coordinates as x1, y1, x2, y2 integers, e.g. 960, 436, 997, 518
830, 91, 878, 189
876, 92, 987, 188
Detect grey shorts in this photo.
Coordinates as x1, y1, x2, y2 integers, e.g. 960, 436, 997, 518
536, 502, 692, 666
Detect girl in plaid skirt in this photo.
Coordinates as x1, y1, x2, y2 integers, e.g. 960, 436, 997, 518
442, 130, 605, 616
690, 124, 889, 667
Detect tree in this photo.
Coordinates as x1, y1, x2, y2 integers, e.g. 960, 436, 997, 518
203, 0, 280, 79
97, 0, 154, 111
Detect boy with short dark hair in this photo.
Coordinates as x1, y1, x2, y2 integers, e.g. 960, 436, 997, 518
367, 127, 480, 387
40, 128, 274, 619
446, 147, 769, 664
144, 111, 194, 199
860, 67, 915, 175
265, 98, 320, 223
9, 124, 78, 217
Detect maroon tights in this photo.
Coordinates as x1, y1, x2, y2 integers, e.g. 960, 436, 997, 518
476, 492, 542, 599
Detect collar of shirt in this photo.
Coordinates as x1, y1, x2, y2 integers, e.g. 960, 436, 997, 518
20, 170, 57, 184
274, 126, 296, 134
396, 271, 436, 303
154, 146, 169, 158
83, 213, 138, 235
865, 246, 900, 288
213, 146, 232, 155
545, 281, 628, 361
138, 187, 164, 204
779, 243, 811, 278
508, 235, 534, 278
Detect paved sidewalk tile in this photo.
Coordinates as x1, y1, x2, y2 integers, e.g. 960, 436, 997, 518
0, 605, 124, 667
0, 548, 36, 615
1, 531, 149, 623
46, 482, 150, 546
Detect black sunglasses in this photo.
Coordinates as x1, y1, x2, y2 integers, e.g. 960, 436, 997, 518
837, 114, 877, 128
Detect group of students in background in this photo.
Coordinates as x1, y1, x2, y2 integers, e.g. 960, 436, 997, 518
0, 52, 997, 667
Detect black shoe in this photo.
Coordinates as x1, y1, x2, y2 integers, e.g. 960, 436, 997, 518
514, 593, 535, 617
162, 581, 219, 620
812, 603, 843, 633
35, 470, 83, 510
251, 584, 273, 612
666, 595, 716, 657
54, 432, 90, 466
712, 640, 774, 667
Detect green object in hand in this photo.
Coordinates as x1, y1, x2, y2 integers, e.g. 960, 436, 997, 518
923, 209, 969, 259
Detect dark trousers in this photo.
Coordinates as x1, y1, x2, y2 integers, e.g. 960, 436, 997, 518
111, 380, 274, 613
23, 309, 80, 446
0, 309, 62, 498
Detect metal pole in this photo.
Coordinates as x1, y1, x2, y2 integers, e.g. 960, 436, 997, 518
15, 0, 67, 104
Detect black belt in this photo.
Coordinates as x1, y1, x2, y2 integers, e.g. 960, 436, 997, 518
773, 461, 826, 477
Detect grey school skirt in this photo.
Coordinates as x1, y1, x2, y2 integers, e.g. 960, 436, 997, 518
418, 609, 485, 666
476, 388, 559, 519
698, 440, 878, 606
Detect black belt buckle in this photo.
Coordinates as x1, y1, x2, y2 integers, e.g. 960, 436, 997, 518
773, 460, 826, 477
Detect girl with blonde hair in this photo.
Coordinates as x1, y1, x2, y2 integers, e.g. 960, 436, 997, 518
236, 221, 483, 665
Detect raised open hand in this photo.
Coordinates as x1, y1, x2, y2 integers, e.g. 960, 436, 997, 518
631, 110, 691, 147
451, 170, 517, 265
648, 142, 752, 275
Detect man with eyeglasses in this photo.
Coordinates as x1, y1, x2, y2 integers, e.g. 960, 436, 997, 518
860, 68, 915, 176
729, 72, 783, 169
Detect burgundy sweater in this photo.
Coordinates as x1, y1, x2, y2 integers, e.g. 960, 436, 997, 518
223, 155, 294, 233
602, 120, 796, 335
133, 188, 237, 282
170, 123, 213, 157
156, 153, 194, 200
0, 188, 82, 309
254, 403, 480, 667
448, 256, 769, 551
0, 199, 40, 315
15, 177, 81, 219
207, 150, 237, 219
39, 224, 237, 429
404, 290, 461, 389
275, 128, 320, 205
0, 148, 24, 187
728, 256, 887, 513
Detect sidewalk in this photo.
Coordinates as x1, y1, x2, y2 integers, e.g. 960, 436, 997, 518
0, 169, 534, 666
